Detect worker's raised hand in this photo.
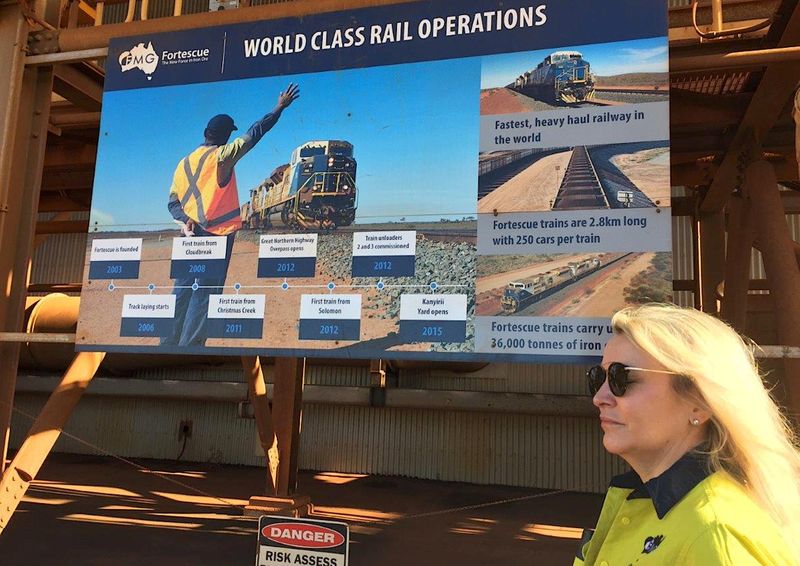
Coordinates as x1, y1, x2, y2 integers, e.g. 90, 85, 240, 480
277, 83, 300, 110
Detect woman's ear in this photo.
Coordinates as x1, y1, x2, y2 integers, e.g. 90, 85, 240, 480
689, 406, 712, 426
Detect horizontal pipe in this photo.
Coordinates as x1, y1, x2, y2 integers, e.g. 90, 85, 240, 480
26, 283, 82, 293
35, 219, 89, 234
0, 332, 75, 343
26, 48, 108, 66
671, 45, 800, 72
53, 0, 417, 52
15, 375, 596, 416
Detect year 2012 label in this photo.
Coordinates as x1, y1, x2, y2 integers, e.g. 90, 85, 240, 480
258, 234, 317, 278
351, 231, 416, 277
298, 294, 361, 341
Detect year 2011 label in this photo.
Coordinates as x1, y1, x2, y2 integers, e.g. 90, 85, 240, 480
206, 294, 265, 339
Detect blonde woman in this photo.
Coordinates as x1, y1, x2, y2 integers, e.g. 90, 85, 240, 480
575, 304, 800, 565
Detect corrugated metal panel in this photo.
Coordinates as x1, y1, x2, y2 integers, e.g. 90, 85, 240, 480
10, 393, 265, 466
672, 215, 694, 281
300, 405, 627, 492
304, 364, 370, 387
399, 364, 586, 395
102, 0, 294, 23
130, 363, 371, 386
10, 393, 626, 492
29, 232, 87, 287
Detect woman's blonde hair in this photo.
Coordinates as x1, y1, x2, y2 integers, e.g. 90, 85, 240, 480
611, 303, 800, 559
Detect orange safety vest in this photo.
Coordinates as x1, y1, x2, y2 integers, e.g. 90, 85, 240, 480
172, 145, 243, 235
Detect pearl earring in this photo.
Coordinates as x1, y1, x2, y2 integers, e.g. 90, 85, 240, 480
691, 418, 700, 426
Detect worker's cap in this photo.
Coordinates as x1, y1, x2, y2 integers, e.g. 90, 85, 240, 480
206, 114, 238, 134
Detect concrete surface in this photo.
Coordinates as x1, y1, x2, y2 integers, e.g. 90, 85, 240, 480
0, 454, 605, 565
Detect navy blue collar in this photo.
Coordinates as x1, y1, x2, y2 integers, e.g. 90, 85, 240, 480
609, 450, 711, 520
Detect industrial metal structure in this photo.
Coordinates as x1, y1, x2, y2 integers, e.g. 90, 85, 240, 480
1, 0, 800, 544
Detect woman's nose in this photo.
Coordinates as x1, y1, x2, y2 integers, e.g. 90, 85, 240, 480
592, 377, 615, 408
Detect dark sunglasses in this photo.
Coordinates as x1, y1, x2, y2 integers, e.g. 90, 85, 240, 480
587, 362, 681, 397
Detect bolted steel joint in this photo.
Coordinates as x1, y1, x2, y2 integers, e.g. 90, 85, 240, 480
27, 29, 60, 56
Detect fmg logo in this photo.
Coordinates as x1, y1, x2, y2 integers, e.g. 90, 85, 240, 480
118, 41, 159, 80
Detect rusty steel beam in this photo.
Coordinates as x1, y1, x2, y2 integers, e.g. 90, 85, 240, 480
272, 357, 304, 496
0, 351, 105, 534
0, 4, 54, 474
53, 64, 102, 111
670, 90, 752, 128
37, 193, 90, 212
697, 208, 726, 313
49, 110, 100, 128
747, 161, 800, 417
720, 195, 755, 331
671, 156, 799, 186
0, 5, 28, 475
43, 142, 97, 169
35, 219, 89, 234
670, 45, 800, 72
701, 1, 800, 213
39, 0, 417, 53
242, 356, 279, 495
244, 357, 309, 517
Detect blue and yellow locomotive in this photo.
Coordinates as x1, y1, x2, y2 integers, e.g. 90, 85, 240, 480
510, 51, 595, 104
242, 140, 357, 231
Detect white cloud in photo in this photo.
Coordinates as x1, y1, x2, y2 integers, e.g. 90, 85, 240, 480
89, 208, 115, 228
620, 45, 668, 62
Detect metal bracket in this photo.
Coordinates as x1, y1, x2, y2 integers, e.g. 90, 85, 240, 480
27, 29, 60, 56
369, 359, 397, 407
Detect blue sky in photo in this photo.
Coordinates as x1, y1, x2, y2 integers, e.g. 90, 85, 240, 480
91, 58, 480, 230
480, 36, 668, 90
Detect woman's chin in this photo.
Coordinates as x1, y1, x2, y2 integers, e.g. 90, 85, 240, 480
601, 433, 626, 456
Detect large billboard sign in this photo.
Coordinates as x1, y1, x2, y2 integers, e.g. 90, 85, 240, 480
76, 0, 672, 363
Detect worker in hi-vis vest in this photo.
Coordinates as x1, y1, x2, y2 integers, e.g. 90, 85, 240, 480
162, 83, 300, 347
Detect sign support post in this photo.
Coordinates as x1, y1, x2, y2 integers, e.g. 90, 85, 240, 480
246, 356, 310, 517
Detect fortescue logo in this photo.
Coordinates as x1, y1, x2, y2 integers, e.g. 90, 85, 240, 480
118, 42, 159, 80
642, 534, 665, 554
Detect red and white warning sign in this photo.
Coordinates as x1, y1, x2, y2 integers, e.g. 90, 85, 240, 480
256, 516, 349, 566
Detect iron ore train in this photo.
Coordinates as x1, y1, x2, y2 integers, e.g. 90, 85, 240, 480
509, 51, 595, 104
241, 140, 357, 231
500, 256, 602, 314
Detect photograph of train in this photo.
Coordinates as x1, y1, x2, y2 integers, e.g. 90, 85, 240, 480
240, 140, 358, 232
480, 37, 668, 115
476, 251, 672, 318
77, 58, 480, 355
477, 140, 670, 213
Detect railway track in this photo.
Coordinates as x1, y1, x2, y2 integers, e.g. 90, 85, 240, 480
551, 146, 609, 210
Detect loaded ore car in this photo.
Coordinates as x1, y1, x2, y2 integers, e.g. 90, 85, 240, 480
241, 140, 357, 231
510, 51, 595, 104
501, 257, 602, 314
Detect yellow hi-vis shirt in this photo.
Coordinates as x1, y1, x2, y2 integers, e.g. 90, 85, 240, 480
574, 453, 796, 565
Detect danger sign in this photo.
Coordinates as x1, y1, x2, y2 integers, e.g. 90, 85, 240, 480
257, 516, 349, 566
